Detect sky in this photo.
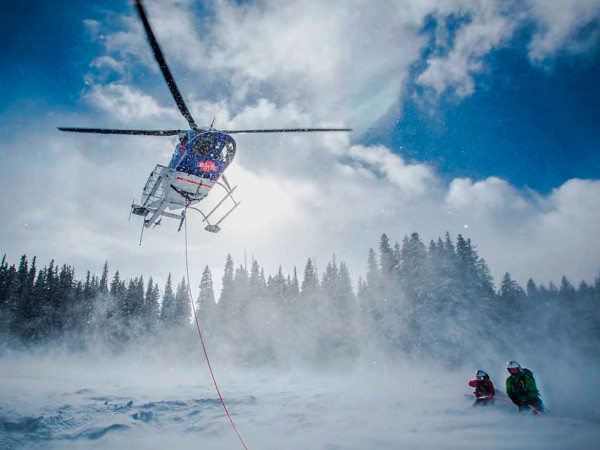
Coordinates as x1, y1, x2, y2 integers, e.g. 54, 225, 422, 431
1, 0, 599, 292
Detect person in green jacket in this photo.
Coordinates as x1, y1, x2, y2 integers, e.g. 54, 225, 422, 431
506, 360, 544, 412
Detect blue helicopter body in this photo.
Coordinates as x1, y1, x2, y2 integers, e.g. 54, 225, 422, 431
170, 131, 236, 181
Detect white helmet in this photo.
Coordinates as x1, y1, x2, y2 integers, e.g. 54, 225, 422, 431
507, 360, 521, 373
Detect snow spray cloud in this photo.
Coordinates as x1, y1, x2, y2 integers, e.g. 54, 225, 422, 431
2, 242, 600, 450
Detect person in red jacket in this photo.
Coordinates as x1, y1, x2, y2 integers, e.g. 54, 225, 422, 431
468, 369, 495, 404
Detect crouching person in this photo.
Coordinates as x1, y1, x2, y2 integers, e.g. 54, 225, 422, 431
506, 360, 544, 413
469, 369, 495, 405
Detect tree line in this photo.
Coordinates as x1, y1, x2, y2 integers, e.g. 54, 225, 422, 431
1, 232, 599, 365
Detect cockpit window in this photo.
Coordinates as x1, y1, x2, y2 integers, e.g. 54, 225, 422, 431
191, 133, 236, 163
221, 141, 236, 163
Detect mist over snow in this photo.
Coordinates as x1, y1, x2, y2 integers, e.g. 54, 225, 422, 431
2, 231, 600, 448
2, 349, 600, 449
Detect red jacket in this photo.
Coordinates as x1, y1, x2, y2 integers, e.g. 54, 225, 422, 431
469, 378, 495, 397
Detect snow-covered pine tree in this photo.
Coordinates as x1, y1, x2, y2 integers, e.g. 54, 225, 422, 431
159, 274, 176, 328
99, 262, 109, 295
173, 277, 191, 327
143, 277, 160, 332
197, 265, 216, 323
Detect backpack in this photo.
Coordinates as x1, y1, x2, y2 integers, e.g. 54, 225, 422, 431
509, 369, 535, 397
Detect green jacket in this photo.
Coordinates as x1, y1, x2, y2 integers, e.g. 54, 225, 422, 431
506, 370, 539, 404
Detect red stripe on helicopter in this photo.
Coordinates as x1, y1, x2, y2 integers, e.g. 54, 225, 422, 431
176, 176, 213, 188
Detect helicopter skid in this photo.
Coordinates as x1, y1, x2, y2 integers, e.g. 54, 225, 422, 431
131, 164, 240, 235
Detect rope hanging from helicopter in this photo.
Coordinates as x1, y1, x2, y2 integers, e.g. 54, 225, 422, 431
183, 201, 250, 450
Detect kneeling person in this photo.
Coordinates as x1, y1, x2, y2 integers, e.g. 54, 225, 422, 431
506, 360, 544, 412
469, 369, 495, 404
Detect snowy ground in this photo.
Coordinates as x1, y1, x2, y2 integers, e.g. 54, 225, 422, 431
1, 352, 599, 449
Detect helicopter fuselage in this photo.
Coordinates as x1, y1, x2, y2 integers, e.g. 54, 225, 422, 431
169, 130, 236, 181
130, 130, 240, 234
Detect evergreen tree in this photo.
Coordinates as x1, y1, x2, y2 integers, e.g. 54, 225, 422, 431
300, 257, 320, 323
290, 267, 300, 297
249, 260, 268, 303
143, 277, 160, 331
379, 234, 394, 301
14, 255, 35, 339
57, 264, 78, 338
44, 260, 61, 338
196, 266, 216, 332
397, 233, 430, 352
99, 262, 109, 294
331, 261, 357, 355
160, 274, 176, 328
364, 248, 382, 325
0, 256, 15, 338
399, 232, 428, 299
357, 276, 368, 306
301, 258, 319, 296
322, 256, 338, 290
173, 277, 191, 327
232, 264, 249, 319
123, 276, 145, 338
498, 272, 526, 321
218, 254, 235, 322
526, 278, 538, 300
559, 275, 576, 303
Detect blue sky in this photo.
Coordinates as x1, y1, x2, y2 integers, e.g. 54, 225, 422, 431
2, 1, 598, 192
373, 27, 600, 193
0, 2, 111, 111
1, 0, 599, 288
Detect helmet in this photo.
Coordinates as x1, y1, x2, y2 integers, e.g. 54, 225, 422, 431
507, 360, 521, 374
476, 369, 488, 379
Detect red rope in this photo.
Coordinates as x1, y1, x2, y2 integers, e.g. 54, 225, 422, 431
490, 395, 545, 415
183, 204, 250, 450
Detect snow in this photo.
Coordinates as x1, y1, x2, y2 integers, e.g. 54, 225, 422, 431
1, 352, 599, 449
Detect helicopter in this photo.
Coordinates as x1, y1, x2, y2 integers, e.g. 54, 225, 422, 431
58, 0, 352, 240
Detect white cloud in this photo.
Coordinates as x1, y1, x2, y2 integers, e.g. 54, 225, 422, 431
447, 176, 529, 211
84, 83, 180, 124
441, 176, 600, 285
417, 0, 517, 97
346, 145, 437, 196
414, 0, 599, 96
526, 0, 600, 63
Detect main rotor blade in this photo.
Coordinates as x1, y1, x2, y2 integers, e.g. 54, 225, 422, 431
221, 128, 353, 134
58, 127, 185, 136
134, 0, 198, 130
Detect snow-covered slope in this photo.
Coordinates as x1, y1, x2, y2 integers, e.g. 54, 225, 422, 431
1, 352, 599, 449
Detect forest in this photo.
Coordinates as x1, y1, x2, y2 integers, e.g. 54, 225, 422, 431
1, 232, 599, 366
